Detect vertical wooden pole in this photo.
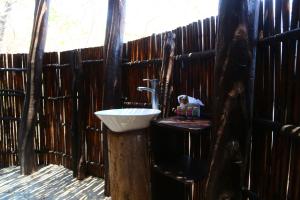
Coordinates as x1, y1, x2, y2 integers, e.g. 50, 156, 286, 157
18, 0, 50, 175
246, 0, 260, 190
205, 0, 259, 199
247, 0, 260, 122
108, 129, 151, 200
70, 50, 85, 178
102, 0, 126, 196
159, 32, 175, 118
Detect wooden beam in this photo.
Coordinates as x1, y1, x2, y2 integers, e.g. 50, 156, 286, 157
102, 0, 126, 110
0, 67, 28, 72
18, 0, 50, 175
244, 0, 260, 195
101, 0, 126, 196
122, 50, 215, 67
205, 0, 260, 199
259, 28, 300, 43
70, 50, 86, 179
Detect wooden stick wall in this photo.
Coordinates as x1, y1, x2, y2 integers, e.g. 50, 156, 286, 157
0, 53, 27, 168
122, 17, 216, 115
0, 16, 216, 179
249, 0, 300, 199
0, 49, 105, 177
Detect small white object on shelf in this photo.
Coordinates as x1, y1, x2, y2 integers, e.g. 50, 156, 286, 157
177, 95, 204, 107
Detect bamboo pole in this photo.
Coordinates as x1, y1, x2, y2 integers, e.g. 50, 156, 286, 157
159, 32, 175, 118
205, 0, 260, 199
18, 0, 50, 175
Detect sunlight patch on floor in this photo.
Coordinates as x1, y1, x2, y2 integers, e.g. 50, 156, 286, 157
0, 164, 108, 200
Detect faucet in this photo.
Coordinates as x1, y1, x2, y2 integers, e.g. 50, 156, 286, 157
137, 79, 159, 110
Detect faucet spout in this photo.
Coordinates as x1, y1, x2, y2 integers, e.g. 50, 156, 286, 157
137, 79, 159, 110
137, 87, 154, 93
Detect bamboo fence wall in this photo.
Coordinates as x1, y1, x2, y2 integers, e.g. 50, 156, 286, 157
122, 18, 216, 200
0, 48, 105, 177
0, 53, 27, 168
122, 17, 215, 114
0, 16, 216, 187
248, 0, 300, 199
0, 1, 300, 198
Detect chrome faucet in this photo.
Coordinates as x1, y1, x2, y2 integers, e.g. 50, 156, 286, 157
137, 79, 159, 110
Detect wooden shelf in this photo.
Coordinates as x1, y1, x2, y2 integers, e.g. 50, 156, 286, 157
152, 156, 208, 185
151, 116, 211, 134
150, 116, 212, 199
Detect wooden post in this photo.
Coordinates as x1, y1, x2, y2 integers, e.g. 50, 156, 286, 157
18, 0, 50, 175
159, 32, 176, 118
205, 0, 260, 199
101, 0, 126, 196
70, 50, 86, 179
107, 129, 151, 200
246, 0, 260, 189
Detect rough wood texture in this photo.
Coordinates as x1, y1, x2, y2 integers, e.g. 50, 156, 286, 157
205, 0, 259, 199
18, 0, 49, 175
70, 50, 85, 179
159, 32, 176, 118
152, 116, 211, 133
101, 0, 126, 196
107, 129, 151, 200
102, 0, 126, 109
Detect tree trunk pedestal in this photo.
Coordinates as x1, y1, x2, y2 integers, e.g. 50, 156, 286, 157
107, 128, 151, 200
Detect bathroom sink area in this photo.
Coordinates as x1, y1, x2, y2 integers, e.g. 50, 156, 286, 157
94, 108, 161, 132
95, 108, 160, 199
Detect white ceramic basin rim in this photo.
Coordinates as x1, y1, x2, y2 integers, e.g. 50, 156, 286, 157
94, 108, 161, 132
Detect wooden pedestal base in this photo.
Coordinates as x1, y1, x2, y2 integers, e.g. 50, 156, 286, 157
107, 128, 151, 200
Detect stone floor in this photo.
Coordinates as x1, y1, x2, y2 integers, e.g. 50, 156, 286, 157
0, 164, 108, 200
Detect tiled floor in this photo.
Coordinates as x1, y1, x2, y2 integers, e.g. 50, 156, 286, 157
0, 164, 108, 200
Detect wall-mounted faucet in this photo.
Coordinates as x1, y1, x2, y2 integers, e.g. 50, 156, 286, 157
137, 79, 159, 110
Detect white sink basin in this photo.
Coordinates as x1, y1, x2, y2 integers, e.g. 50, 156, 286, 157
94, 108, 161, 132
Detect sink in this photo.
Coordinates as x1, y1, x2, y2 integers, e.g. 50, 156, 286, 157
94, 108, 161, 132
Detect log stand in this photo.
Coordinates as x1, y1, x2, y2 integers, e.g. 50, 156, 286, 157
107, 128, 151, 200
